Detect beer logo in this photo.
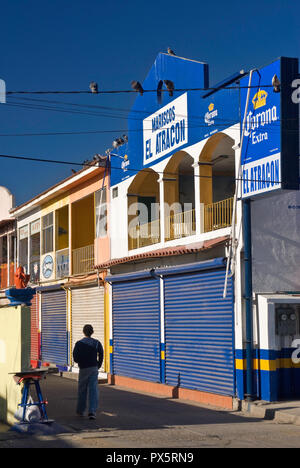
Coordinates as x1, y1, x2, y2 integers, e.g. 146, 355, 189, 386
121, 154, 130, 172
42, 255, 54, 279
252, 89, 268, 110
205, 102, 218, 126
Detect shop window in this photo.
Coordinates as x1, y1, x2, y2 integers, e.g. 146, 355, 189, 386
56, 206, 69, 251
42, 213, 53, 254
19, 225, 28, 273
95, 188, 107, 238
30, 220, 40, 283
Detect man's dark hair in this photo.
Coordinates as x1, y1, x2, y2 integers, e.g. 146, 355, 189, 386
83, 324, 94, 337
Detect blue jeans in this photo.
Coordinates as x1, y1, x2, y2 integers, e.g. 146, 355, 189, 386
77, 367, 99, 415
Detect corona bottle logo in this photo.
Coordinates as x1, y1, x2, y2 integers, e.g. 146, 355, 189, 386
121, 154, 130, 171
252, 89, 268, 110
205, 103, 218, 126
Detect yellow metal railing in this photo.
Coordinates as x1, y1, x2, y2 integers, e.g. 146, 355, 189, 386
128, 219, 160, 250
72, 244, 94, 274
204, 197, 233, 233
165, 209, 196, 242
128, 198, 234, 249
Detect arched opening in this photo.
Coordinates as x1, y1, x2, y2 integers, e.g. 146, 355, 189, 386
199, 133, 235, 232
163, 150, 195, 241
127, 169, 160, 250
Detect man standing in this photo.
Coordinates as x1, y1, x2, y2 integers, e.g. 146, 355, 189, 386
73, 324, 104, 420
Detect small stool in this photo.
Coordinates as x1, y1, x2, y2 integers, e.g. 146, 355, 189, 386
13, 370, 53, 424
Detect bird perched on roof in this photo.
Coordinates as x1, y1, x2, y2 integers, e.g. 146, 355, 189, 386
89, 81, 98, 93
164, 80, 175, 97
272, 74, 281, 93
167, 47, 176, 56
131, 80, 144, 95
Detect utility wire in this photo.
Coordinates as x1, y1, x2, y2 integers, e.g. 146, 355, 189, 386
5, 84, 276, 95
9, 95, 296, 123
0, 152, 286, 186
2, 100, 297, 137
3, 96, 298, 135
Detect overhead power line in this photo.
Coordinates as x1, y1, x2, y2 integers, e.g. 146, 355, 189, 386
0, 152, 286, 186
5, 84, 275, 95
2, 98, 298, 137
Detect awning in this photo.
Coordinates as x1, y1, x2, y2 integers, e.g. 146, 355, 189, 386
96, 236, 229, 270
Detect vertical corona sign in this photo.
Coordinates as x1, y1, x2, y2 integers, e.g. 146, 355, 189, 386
241, 57, 299, 198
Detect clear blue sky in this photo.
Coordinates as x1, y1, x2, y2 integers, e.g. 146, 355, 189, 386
0, 0, 299, 205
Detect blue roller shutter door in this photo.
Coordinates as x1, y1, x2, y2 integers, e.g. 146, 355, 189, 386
41, 290, 68, 367
164, 268, 235, 396
112, 278, 161, 382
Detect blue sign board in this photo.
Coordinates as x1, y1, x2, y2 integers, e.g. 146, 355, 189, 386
110, 54, 298, 196
240, 57, 299, 198
110, 53, 239, 187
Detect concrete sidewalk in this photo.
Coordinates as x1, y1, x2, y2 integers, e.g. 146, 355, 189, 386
242, 399, 300, 424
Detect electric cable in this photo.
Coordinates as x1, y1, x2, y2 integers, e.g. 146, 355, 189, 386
5, 84, 276, 95
0, 152, 287, 186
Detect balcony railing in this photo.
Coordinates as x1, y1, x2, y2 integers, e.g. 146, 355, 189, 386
56, 248, 69, 279
204, 197, 234, 233
128, 197, 234, 250
128, 219, 160, 250
165, 209, 196, 242
72, 244, 94, 275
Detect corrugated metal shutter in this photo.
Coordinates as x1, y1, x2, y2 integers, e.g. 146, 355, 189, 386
41, 289, 68, 366
164, 268, 235, 396
30, 292, 40, 366
112, 278, 161, 382
71, 286, 105, 371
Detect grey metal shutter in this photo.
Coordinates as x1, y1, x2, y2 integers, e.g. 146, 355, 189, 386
71, 286, 105, 371
164, 268, 235, 396
112, 278, 161, 382
41, 289, 68, 367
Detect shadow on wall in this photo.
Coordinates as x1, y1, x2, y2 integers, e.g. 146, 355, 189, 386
0, 393, 8, 423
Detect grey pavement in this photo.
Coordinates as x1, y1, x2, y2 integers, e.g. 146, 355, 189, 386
2, 375, 300, 448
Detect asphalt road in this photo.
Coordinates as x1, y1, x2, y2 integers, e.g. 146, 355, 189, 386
2, 375, 300, 449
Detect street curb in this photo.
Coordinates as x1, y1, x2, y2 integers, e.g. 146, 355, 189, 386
241, 401, 275, 420
241, 401, 300, 425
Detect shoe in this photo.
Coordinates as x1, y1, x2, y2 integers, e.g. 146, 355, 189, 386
76, 412, 84, 417
88, 413, 96, 420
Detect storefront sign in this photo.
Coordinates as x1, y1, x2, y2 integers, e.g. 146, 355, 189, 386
143, 93, 188, 165
30, 219, 40, 236
19, 225, 28, 240
241, 57, 299, 198
42, 254, 54, 279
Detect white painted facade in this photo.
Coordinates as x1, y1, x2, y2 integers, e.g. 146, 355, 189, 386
251, 189, 300, 294
0, 186, 14, 220
109, 125, 241, 260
